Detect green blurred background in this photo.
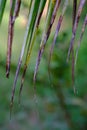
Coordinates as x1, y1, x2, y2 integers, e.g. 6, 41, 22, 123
0, 1, 87, 130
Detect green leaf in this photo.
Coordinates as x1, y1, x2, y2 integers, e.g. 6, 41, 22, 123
0, 0, 7, 25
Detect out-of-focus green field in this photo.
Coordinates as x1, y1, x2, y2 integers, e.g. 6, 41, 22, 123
0, 1, 87, 130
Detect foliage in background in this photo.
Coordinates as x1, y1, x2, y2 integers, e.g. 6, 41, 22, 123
0, 0, 87, 130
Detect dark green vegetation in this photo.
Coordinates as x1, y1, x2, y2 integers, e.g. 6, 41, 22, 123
0, 0, 87, 130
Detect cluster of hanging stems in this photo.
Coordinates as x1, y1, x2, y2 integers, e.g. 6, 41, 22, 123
0, 0, 87, 115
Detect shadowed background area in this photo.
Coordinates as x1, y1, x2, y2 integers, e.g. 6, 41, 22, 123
0, 1, 87, 130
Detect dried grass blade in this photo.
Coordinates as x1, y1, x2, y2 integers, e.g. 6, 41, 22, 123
10, 59, 22, 116
19, 0, 47, 101
75, 14, 87, 65
13, 0, 21, 22
71, 48, 76, 94
72, 0, 77, 94
6, 0, 16, 77
6, 0, 21, 78
48, 0, 68, 85
10, 0, 40, 110
72, 0, 77, 29
48, 15, 63, 84
19, 65, 27, 103
49, 0, 68, 64
33, 0, 61, 86
67, 0, 86, 61
12, 0, 35, 82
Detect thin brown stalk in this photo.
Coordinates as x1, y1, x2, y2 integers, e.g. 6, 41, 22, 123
49, 15, 63, 66
10, 58, 22, 115
6, 0, 14, 78
10, 0, 36, 113
48, 0, 68, 87
72, 0, 77, 29
48, 15, 63, 85
75, 14, 87, 65
71, 0, 77, 94
71, 48, 77, 94
19, 65, 27, 103
19, 0, 47, 101
13, 0, 21, 22
67, 0, 86, 61
33, 0, 61, 86
6, 0, 21, 78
